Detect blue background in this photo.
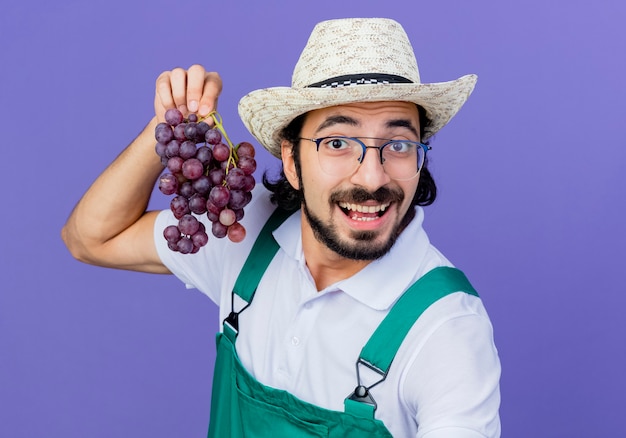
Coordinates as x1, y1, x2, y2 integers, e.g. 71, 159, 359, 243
1, 0, 624, 436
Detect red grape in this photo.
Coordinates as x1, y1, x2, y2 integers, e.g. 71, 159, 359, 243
236, 142, 255, 158
212, 221, 228, 238
209, 186, 230, 208
182, 158, 203, 179
227, 222, 246, 243
219, 208, 236, 227
205, 128, 222, 145
155, 111, 257, 252
165, 108, 184, 126
158, 174, 178, 195
178, 214, 200, 235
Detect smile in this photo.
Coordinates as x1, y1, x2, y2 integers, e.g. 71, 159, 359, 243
338, 201, 390, 221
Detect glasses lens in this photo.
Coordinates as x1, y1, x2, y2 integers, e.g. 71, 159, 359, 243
316, 137, 362, 176
381, 141, 423, 180
315, 137, 425, 180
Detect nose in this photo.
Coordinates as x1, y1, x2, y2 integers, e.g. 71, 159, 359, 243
349, 146, 391, 190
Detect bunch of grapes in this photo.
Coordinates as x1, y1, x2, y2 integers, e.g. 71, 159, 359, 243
155, 108, 256, 253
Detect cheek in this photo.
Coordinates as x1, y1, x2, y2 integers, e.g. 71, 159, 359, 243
400, 181, 419, 209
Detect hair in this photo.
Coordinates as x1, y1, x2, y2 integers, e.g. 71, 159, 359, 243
262, 104, 437, 212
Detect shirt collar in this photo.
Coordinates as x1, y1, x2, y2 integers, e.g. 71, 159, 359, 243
273, 207, 430, 311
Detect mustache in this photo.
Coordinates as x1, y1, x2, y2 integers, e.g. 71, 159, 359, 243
330, 186, 404, 204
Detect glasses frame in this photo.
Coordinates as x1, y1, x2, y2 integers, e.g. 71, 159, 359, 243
299, 136, 431, 181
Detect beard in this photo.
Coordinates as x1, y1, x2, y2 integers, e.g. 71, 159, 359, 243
301, 186, 416, 261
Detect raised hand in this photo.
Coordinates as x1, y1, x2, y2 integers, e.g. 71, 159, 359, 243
154, 64, 223, 123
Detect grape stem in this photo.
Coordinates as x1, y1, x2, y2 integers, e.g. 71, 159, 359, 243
203, 111, 238, 174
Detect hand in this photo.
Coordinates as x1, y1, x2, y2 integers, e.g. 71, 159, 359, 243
154, 64, 222, 123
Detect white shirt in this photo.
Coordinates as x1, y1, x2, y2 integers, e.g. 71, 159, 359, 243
155, 186, 501, 438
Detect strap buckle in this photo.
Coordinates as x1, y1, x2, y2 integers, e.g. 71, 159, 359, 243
346, 358, 388, 410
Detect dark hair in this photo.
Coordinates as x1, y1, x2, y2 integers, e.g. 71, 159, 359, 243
262, 105, 437, 212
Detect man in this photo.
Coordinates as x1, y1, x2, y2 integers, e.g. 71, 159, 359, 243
62, 18, 500, 437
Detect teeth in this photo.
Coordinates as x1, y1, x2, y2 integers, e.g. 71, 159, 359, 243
338, 201, 390, 213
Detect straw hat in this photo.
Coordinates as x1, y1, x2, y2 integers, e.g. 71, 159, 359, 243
238, 18, 477, 158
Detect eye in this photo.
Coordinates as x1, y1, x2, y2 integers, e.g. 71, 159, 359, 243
323, 137, 351, 151
387, 141, 415, 154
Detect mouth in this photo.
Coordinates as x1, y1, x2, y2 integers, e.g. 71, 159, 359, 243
338, 201, 391, 221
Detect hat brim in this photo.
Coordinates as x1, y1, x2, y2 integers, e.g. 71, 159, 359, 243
238, 74, 477, 159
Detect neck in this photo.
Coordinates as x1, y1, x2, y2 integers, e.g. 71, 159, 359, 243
300, 213, 372, 291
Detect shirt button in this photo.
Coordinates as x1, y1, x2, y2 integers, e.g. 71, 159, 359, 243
304, 302, 312, 310
291, 336, 300, 346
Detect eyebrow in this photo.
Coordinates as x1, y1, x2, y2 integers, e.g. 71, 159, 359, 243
386, 119, 420, 139
315, 115, 359, 133
315, 115, 420, 139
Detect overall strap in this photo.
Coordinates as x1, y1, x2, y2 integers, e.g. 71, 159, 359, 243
224, 208, 293, 338
345, 266, 479, 418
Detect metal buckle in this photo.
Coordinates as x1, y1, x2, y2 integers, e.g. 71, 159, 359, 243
347, 358, 388, 410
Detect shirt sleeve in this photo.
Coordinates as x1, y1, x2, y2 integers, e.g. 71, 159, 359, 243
403, 297, 501, 438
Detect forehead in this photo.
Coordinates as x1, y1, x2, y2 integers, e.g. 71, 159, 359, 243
303, 101, 420, 132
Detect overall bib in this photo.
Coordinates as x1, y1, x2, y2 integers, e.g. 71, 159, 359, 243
207, 209, 478, 437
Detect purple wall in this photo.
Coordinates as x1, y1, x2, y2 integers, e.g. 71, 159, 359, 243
1, 1, 624, 436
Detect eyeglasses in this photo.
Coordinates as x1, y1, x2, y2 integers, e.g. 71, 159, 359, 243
299, 136, 430, 180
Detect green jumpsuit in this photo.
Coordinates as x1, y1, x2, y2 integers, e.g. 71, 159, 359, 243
208, 209, 478, 437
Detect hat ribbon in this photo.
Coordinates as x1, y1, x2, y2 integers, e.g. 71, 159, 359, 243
307, 73, 413, 89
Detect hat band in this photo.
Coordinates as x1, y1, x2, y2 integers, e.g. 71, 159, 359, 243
307, 73, 413, 89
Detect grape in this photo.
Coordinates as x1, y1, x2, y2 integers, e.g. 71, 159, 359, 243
167, 156, 184, 174
208, 168, 225, 186
238, 156, 257, 175
165, 139, 181, 158
206, 209, 219, 223
228, 190, 248, 210
227, 222, 246, 243
209, 186, 230, 208
192, 175, 212, 196
155, 142, 168, 158
179, 140, 197, 160
182, 158, 203, 179
178, 181, 195, 198
225, 168, 246, 190
184, 122, 198, 141
158, 174, 179, 195
189, 194, 207, 214
196, 122, 210, 139
221, 161, 236, 174
236, 142, 255, 158
211, 221, 228, 238
178, 214, 200, 235
192, 229, 209, 247
206, 200, 221, 215
173, 123, 187, 142
165, 108, 184, 126
205, 128, 222, 145
170, 196, 190, 219
177, 236, 194, 254
163, 225, 182, 243
155, 123, 174, 144
212, 143, 230, 162
243, 175, 256, 192
196, 146, 213, 165
155, 111, 257, 252
219, 208, 236, 227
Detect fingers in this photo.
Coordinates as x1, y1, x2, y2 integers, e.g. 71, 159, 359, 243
169, 67, 188, 112
199, 71, 222, 117
154, 65, 222, 122
185, 64, 205, 114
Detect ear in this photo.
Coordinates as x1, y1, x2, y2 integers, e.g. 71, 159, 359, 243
281, 139, 300, 190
